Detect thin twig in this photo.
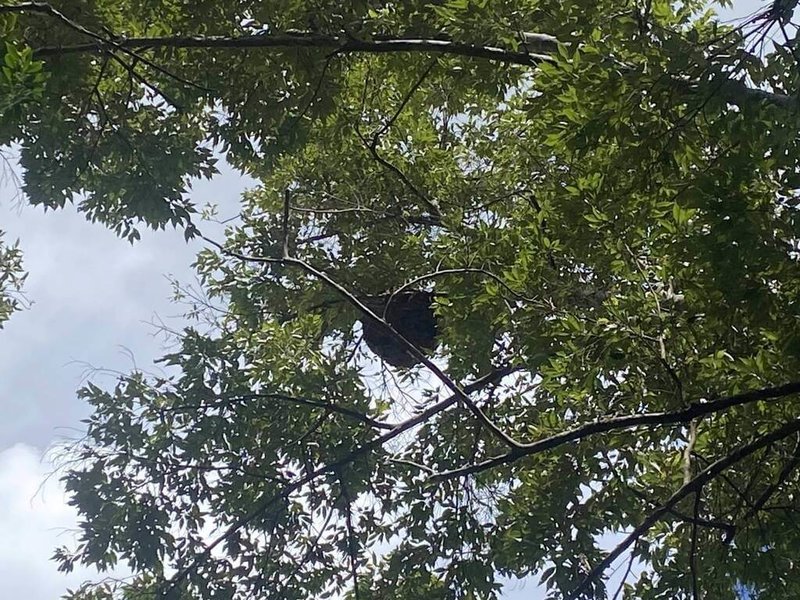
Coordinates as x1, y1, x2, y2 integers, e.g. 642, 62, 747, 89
610, 551, 635, 600
371, 59, 437, 143
284, 54, 334, 134
164, 391, 394, 430
108, 51, 182, 109
282, 189, 291, 259
684, 419, 698, 485
339, 476, 361, 600
388, 457, 435, 474
729, 435, 800, 542
355, 61, 441, 216
388, 267, 540, 305
627, 487, 735, 538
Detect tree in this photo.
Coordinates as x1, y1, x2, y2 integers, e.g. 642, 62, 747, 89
0, 35, 42, 326
0, 229, 25, 326
3, 0, 800, 598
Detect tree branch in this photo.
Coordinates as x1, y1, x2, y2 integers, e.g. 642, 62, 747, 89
388, 267, 541, 305
158, 365, 516, 597
689, 491, 701, 600
3, 0, 790, 110
3, 1, 210, 94
201, 195, 522, 450
164, 391, 395, 430
567, 417, 800, 600
31, 30, 555, 65
21, 25, 795, 109
626, 486, 735, 539
357, 58, 442, 216
371, 58, 437, 143
432, 381, 800, 481
728, 435, 800, 542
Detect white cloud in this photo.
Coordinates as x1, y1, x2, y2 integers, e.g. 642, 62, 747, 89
0, 444, 113, 599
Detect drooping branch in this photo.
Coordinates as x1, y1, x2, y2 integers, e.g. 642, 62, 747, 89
567, 417, 800, 600
200, 193, 523, 450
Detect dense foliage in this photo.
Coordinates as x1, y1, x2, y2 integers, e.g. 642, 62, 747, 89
3, 0, 800, 598
0, 36, 40, 326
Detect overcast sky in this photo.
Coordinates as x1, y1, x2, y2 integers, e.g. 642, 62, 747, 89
0, 2, 766, 598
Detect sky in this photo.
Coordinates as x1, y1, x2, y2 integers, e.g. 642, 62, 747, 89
0, 1, 767, 598
0, 156, 252, 597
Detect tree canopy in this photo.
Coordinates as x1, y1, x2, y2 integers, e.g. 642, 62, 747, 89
3, 0, 800, 598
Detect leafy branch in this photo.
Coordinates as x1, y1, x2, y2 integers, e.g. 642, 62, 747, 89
5, 2, 794, 110
568, 417, 800, 599
158, 364, 515, 597
0, 1, 209, 98
13, 35, 792, 110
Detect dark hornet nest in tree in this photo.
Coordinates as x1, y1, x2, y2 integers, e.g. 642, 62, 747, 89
360, 290, 438, 368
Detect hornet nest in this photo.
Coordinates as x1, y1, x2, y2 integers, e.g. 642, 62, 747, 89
360, 290, 438, 368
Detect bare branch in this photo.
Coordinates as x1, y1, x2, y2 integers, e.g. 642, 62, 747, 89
31, 30, 555, 66
432, 381, 800, 481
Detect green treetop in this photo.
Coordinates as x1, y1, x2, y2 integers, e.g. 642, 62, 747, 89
3, 1, 800, 598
